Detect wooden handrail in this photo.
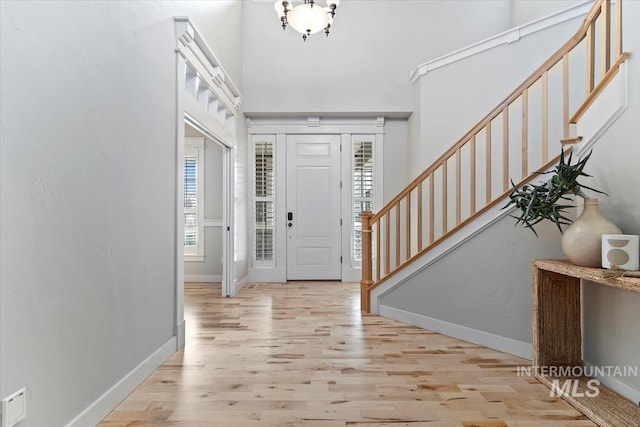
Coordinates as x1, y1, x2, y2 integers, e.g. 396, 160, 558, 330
364, 151, 571, 297
362, 0, 629, 312
371, 0, 622, 225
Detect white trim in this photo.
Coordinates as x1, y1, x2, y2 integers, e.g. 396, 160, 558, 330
247, 117, 385, 135
275, 134, 287, 274
249, 267, 286, 283
379, 305, 532, 360
222, 141, 235, 297
373, 133, 384, 211
175, 17, 240, 346
582, 361, 640, 404
341, 133, 352, 274
233, 275, 250, 295
176, 320, 185, 349
184, 255, 204, 262
574, 60, 629, 158
184, 274, 222, 282
341, 268, 361, 283
65, 338, 176, 427
409, 1, 592, 84
174, 17, 241, 110
204, 219, 224, 227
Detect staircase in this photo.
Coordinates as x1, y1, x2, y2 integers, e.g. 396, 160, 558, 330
360, 0, 630, 312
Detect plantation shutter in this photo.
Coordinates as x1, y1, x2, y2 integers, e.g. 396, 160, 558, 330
184, 155, 198, 252
353, 140, 374, 261
255, 141, 275, 261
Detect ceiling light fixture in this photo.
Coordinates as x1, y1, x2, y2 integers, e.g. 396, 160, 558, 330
274, 0, 340, 41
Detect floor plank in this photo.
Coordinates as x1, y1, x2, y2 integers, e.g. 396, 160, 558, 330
98, 282, 594, 426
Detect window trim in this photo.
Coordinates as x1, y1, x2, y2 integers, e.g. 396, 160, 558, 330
184, 137, 205, 262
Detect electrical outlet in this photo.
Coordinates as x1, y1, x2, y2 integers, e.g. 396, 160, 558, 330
1, 388, 26, 427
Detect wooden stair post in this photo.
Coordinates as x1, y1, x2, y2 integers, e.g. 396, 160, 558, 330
360, 211, 373, 313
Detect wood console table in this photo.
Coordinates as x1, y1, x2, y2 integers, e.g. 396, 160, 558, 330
532, 259, 640, 426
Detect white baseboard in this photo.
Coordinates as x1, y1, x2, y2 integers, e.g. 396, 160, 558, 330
233, 275, 249, 295
379, 305, 532, 360
184, 274, 222, 283
176, 320, 186, 349
65, 337, 176, 427
341, 268, 361, 283
249, 268, 286, 283
583, 361, 640, 405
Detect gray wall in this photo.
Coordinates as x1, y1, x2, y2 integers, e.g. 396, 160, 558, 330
382, 0, 640, 397
381, 217, 565, 342
242, 0, 512, 115
409, 14, 583, 178
382, 119, 410, 205
0, 1, 243, 426
580, 0, 640, 389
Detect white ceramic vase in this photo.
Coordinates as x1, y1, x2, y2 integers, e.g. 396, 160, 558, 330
561, 198, 621, 267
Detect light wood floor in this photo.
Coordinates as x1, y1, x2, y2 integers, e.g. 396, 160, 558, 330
99, 282, 594, 426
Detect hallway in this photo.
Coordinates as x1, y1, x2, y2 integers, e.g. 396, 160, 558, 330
98, 282, 592, 426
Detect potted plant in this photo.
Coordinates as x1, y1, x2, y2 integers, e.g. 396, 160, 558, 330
504, 149, 620, 266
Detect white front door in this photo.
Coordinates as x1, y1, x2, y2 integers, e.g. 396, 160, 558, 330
286, 135, 342, 280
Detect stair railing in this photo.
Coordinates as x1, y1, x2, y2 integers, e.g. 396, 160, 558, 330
361, 0, 629, 312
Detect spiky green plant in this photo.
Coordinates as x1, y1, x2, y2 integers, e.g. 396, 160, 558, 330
503, 150, 605, 236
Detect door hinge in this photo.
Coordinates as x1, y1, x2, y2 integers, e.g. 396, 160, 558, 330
340, 144, 342, 152
340, 218, 342, 226
340, 181, 342, 189
227, 226, 230, 231
340, 256, 343, 264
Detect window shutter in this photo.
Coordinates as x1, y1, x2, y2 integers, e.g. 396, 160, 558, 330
255, 141, 275, 261
184, 156, 198, 250
353, 140, 374, 261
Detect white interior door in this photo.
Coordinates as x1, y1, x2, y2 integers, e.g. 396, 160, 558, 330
286, 135, 341, 280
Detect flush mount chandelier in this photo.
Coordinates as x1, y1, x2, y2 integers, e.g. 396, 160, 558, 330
274, 0, 340, 41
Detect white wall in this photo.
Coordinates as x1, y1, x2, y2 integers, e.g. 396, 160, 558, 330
410, 13, 584, 178
511, 0, 584, 27
242, 0, 513, 115
0, 1, 243, 426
